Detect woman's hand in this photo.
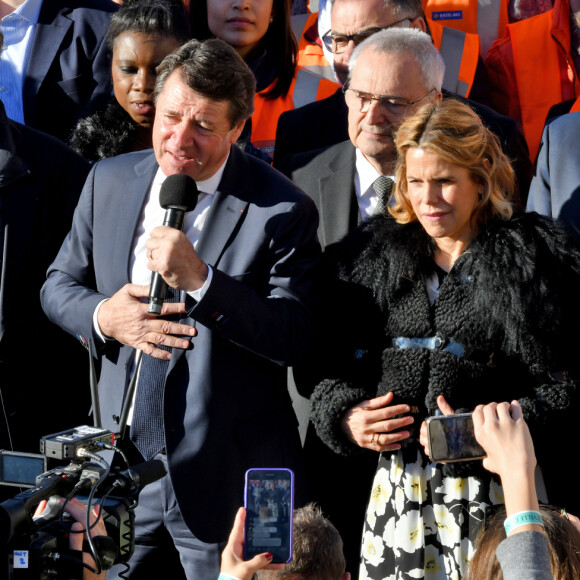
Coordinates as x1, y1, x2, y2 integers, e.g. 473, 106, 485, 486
419, 395, 454, 457
220, 507, 284, 580
340, 392, 414, 452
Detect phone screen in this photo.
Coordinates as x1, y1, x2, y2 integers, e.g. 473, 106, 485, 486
244, 468, 294, 563
427, 413, 486, 462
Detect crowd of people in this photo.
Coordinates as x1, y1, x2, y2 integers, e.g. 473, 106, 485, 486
1, 0, 580, 579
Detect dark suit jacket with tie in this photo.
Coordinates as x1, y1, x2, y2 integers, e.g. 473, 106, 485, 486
40, 145, 321, 543
274, 88, 534, 206
22, 0, 116, 142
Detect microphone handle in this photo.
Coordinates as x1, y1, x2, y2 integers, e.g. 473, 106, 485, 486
148, 207, 186, 314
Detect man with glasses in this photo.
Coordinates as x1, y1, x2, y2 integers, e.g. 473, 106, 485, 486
274, 0, 532, 206
283, 28, 442, 247
273, 0, 426, 166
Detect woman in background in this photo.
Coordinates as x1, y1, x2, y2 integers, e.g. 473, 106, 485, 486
189, 0, 335, 157
70, 0, 190, 161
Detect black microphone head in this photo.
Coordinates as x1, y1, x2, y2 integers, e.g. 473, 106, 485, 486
159, 174, 198, 212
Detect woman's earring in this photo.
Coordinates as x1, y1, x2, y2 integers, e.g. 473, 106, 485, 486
269, 17, 274, 23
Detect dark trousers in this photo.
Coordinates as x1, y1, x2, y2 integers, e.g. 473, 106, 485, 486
107, 452, 226, 580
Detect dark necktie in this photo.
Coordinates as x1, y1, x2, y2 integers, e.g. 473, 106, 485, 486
372, 176, 394, 215
130, 287, 180, 460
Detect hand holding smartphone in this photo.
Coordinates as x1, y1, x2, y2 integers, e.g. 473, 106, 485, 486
244, 468, 294, 564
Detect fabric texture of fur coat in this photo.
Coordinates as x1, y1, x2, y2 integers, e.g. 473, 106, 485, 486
310, 211, 580, 511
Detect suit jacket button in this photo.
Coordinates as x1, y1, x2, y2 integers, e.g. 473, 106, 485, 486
112, 415, 120, 424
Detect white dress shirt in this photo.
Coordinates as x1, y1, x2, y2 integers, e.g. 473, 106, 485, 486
0, 0, 43, 123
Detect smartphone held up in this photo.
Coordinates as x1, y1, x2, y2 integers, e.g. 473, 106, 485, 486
244, 468, 294, 564
426, 413, 487, 463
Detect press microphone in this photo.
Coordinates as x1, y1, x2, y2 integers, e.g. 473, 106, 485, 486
148, 174, 198, 314
110, 459, 167, 495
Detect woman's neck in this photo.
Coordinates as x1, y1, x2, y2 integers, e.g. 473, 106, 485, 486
433, 237, 472, 272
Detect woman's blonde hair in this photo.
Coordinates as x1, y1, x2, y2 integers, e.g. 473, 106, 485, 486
390, 99, 515, 230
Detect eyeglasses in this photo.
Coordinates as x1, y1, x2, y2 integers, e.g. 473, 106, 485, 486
322, 18, 412, 54
344, 87, 437, 117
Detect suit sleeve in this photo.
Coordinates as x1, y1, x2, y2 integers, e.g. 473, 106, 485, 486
527, 123, 553, 216
188, 194, 321, 366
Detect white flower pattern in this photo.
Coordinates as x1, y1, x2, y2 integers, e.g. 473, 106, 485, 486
360, 448, 502, 579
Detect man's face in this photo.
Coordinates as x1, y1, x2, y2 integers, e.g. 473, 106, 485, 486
347, 48, 431, 173
153, 70, 245, 181
330, 0, 424, 85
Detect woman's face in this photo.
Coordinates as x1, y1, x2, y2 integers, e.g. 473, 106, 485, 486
406, 148, 482, 248
112, 31, 181, 129
207, 0, 275, 59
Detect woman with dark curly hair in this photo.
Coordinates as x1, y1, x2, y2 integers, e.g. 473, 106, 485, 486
70, 0, 189, 161
309, 98, 580, 579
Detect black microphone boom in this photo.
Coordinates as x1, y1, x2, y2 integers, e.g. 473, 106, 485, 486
148, 174, 198, 314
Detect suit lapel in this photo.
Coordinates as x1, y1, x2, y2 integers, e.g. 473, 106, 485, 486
317, 142, 357, 247
195, 146, 250, 267
114, 154, 159, 284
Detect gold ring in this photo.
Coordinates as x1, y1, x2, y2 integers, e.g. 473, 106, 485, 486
371, 433, 377, 445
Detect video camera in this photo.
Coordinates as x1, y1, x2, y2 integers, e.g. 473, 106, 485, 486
0, 425, 166, 579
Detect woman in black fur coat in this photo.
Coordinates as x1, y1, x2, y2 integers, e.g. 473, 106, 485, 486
69, 0, 189, 161
310, 100, 580, 579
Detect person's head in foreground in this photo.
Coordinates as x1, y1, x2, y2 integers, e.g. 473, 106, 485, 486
256, 503, 350, 580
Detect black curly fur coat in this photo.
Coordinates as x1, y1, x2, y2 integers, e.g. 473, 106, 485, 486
309, 212, 580, 502
69, 99, 139, 162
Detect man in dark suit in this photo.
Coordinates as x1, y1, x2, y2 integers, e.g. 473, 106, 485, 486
527, 110, 580, 236
41, 39, 320, 580
0, 24, 91, 494
0, 0, 116, 142
274, 0, 533, 205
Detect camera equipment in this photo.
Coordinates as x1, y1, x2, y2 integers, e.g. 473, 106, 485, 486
1, 426, 166, 579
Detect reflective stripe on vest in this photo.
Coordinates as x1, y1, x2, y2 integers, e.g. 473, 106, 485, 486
430, 20, 478, 97
251, 68, 339, 154
423, 0, 507, 57
293, 12, 335, 82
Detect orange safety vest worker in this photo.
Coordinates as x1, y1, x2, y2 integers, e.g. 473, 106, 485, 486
292, 12, 335, 82
485, 0, 580, 161
423, 0, 508, 98
251, 68, 339, 156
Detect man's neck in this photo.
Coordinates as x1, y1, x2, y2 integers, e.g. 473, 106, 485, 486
366, 154, 397, 177
0, 0, 27, 20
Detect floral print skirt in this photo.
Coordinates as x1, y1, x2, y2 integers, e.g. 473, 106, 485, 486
360, 447, 504, 580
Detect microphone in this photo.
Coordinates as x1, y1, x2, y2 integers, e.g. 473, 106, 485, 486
110, 459, 167, 495
148, 174, 198, 314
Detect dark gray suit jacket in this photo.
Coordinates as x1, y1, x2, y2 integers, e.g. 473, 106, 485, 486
41, 146, 321, 542
22, 0, 116, 141
527, 111, 580, 236
279, 140, 359, 249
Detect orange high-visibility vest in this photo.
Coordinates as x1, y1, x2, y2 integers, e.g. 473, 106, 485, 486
251, 68, 339, 156
486, 0, 580, 161
423, 0, 509, 97
292, 12, 335, 82
423, 0, 509, 56
428, 19, 480, 97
